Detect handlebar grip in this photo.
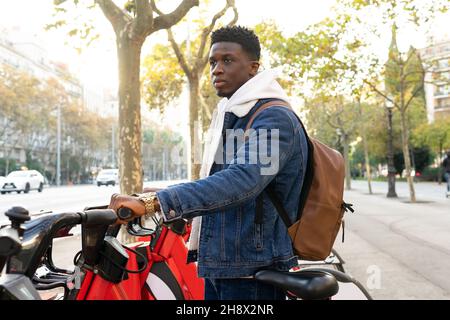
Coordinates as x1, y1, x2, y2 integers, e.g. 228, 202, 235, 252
82, 209, 118, 225
117, 207, 133, 220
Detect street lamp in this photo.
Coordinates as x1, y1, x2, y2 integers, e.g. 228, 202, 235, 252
386, 97, 398, 198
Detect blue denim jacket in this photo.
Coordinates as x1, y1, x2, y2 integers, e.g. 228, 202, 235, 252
157, 99, 308, 278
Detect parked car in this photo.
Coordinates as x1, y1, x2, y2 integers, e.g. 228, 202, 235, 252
0, 170, 45, 194
95, 169, 119, 187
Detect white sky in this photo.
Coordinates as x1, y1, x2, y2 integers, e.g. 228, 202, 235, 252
0, 0, 338, 91
0, 0, 449, 108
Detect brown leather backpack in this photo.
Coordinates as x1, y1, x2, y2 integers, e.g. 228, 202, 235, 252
245, 100, 354, 261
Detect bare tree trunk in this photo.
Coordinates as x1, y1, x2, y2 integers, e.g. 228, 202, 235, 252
343, 134, 351, 190
5, 156, 10, 175
400, 110, 416, 202
359, 102, 372, 194
117, 37, 144, 195
362, 130, 373, 194
189, 75, 201, 180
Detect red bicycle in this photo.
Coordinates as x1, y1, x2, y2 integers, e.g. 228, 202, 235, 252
0, 205, 204, 300
1, 206, 371, 300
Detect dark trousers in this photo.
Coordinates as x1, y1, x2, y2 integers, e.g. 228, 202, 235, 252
204, 277, 286, 300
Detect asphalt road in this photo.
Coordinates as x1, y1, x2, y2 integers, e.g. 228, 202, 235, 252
0, 180, 184, 225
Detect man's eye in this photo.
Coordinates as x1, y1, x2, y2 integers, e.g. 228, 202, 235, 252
224, 58, 232, 64
210, 60, 217, 67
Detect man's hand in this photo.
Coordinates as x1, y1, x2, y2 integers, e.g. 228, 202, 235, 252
108, 193, 145, 225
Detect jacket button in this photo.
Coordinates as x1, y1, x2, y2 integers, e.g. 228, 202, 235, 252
169, 209, 176, 217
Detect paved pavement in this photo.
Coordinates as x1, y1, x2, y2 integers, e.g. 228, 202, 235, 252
334, 180, 450, 300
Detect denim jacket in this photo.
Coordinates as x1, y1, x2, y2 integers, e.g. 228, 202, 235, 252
156, 99, 308, 278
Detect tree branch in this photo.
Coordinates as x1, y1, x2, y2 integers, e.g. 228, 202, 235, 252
196, 0, 235, 62
228, 6, 239, 26
362, 79, 399, 109
150, 0, 163, 15
199, 0, 238, 69
133, 0, 153, 37
95, 0, 130, 33
153, 0, 199, 32
403, 84, 424, 111
167, 28, 192, 78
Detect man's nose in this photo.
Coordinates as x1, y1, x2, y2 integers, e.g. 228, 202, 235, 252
211, 62, 224, 75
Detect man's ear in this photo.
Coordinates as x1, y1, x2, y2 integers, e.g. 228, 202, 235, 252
249, 61, 260, 77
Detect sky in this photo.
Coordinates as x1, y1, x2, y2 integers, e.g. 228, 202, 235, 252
0, 0, 337, 92
1, 0, 448, 90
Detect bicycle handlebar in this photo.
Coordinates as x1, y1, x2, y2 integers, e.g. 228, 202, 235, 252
3, 208, 119, 278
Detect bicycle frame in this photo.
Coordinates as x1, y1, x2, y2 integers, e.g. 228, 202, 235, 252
2, 206, 370, 301
76, 221, 204, 300
1, 206, 203, 301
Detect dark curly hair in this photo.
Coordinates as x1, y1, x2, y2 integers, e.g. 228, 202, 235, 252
211, 26, 261, 61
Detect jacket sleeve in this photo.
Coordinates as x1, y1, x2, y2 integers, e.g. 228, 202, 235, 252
156, 107, 302, 221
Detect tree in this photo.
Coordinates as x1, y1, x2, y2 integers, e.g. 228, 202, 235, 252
304, 93, 363, 190
141, 44, 185, 113
370, 24, 426, 202
0, 64, 43, 174
165, 0, 238, 179
261, 0, 449, 202
413, 117, 450, 183
51, 0, 199, 194
341, 0, 450, 202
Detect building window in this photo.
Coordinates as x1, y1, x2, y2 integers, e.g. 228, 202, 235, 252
435, 85, 450, 96
436, 97, 450, 109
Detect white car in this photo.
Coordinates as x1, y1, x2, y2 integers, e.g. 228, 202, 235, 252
0, 170, 45, 194
96, 169, 119, 187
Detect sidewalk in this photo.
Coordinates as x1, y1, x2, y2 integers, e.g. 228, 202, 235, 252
334, 180, 450, 299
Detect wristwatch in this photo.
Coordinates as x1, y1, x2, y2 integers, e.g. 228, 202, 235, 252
137, 192, 158, 218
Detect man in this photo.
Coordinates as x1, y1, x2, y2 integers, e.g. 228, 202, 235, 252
109, 26, 308, 300
443, 151, 450, 196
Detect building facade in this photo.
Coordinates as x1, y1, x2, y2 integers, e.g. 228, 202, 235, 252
420, 39, 450, 122
0, 28, 118, 183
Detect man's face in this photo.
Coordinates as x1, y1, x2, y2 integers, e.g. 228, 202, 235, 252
209, 42, 259, 99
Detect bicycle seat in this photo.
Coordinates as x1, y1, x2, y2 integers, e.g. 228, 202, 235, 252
255, 269, 339, 300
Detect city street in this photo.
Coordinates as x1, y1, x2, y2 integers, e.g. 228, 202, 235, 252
2, 179, 450, 299
0, 180, 185, 225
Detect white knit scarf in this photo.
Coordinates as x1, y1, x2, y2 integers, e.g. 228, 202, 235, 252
188, 68, 290, 257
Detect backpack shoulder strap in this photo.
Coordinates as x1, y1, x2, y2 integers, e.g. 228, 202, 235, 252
246, 100, 315, 227
245, 100, 292, 131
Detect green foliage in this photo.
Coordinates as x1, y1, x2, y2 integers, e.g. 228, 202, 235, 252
412, 117, 450, 153
0, 159, 17, 176
47, 0, 100, 52
0, 63, 113, 183
412, 146, 434, 173
141, 44, 185, 111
